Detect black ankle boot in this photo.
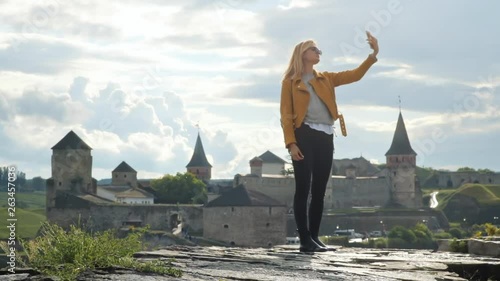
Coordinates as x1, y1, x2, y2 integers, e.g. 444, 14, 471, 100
311, 236, 336, 251
311, 236, 327, 248
299, 233, 326, 253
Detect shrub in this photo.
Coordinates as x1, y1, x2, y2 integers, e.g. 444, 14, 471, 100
0, 222, 181, 281
433, 232, 453, 239
388, 226, 417, 244
387, 237, 411, 249
471, 224, 486, 236
484, 223, 500, 236
373, 238, 388, 248
413, 223, 432, 239
449, 239, 468, 253
448, 228, 463, 239
414, 238, 437, 250
322, 236, 349, 246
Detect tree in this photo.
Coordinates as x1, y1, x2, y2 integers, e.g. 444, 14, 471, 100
31, 176, 46, 191
477, 168, 494, 174
151, 172, 207, 204
457, 167, 476, 172
0, 166, 27, 190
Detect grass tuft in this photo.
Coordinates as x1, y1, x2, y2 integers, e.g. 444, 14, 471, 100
0, 221, 181, 280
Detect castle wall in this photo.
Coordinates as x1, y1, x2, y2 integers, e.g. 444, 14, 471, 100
47, 204, 203, 233
331, 177, 391, 208
286, 210, 448, 236
237, 174, 392, 211
236, 175, 296, 208
203, 206, 286, 247
438, 172, 500, 188
117, 196, 154, 204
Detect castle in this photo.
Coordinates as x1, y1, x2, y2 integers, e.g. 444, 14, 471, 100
233, 112, 423, 211
46, 131, 286, 247
46, 111, 447, 245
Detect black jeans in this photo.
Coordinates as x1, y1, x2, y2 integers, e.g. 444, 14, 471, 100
292, 124, 333, 238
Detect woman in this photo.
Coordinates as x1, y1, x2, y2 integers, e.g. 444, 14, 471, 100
280, 31, 379, 252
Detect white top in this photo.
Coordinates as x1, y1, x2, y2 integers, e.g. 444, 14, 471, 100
304, 121, 334, 135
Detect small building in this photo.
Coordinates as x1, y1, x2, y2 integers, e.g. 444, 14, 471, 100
96, 161, 154, 204
203, 184, 287, 247
258, 150, 287, 175
112, 161, 138, 188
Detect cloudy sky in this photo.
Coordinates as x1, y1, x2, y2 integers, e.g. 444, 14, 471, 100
1, 0, 499, 180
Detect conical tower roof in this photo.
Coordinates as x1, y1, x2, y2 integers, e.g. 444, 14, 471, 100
385, 112, 417, 156
51, 130, 92, 150
186, 133, 212, 168
113, 161, 137, 173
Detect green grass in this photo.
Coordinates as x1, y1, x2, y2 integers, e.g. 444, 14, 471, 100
435, 190, 457, 204
0, 222, 182, 281
0, 191, 46, 209
0, 208, 46, 239
438, 184, 500, 211
484, 185, 500, 198
460, 184, 497, 202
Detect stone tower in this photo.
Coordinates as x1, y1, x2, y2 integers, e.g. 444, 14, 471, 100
249, 156, 263, 177
345, 164, 357, 179
112, 161, 138, 187
47, 130, 94, 208
385, 112, 419, 208
186, 133, 212, 181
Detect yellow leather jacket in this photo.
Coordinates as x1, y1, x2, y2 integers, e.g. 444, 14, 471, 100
280, 55, 377, 148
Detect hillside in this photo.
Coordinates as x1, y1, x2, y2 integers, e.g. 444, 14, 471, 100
439, 184, 500, 209
0, 191, 46, 238
438, 184, 500, 224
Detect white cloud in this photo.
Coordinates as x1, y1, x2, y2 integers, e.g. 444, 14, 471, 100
278, 0, 315, 10
1, 0, 500, 178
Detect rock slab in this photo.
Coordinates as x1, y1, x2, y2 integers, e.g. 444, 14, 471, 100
3, 245, 500, 280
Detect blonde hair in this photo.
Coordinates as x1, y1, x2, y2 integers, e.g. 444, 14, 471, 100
282, 39, 317, 81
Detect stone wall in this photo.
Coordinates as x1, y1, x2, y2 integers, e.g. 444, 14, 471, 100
47, 204, 203, 233
237, 175, 296, 208
286, 210, 448, 236
237, 173, 397, 211
437, 172, 500, 188
331, 177, 391, 208
204, 206, 287, 247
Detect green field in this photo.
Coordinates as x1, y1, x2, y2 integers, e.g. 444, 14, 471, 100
0, 208, 46, 239
0, 191, 46, 209
0, 191, 46, 238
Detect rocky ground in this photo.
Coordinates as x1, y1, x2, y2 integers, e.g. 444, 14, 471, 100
2, 245, 500, 280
